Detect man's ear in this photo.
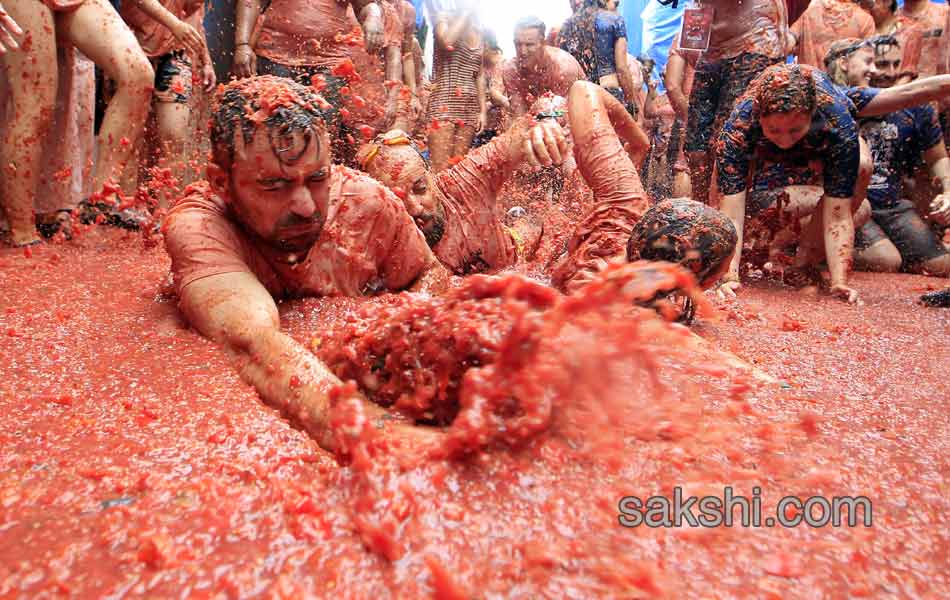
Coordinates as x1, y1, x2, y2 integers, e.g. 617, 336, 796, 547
207, 162, 230, 198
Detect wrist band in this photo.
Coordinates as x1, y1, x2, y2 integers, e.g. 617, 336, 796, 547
534, 109, 565, 121
236, 42, 251, 47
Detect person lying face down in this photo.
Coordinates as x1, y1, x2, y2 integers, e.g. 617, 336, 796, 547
162, 76, 450, 451
355, 117, 566, 275
547, 81, 738, 299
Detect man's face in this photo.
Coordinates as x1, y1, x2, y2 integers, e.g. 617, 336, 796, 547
570, 0, 582, 12
365, 146, 446, 247
841, 46, 877, 87
870, 44, 902, 88
221, 125, 332, 254
514, 27, 545, 70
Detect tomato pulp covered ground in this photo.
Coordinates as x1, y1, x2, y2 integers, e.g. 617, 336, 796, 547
1, 227, 948, 598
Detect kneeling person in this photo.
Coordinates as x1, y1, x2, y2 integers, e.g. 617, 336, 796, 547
854, 36, 950, 276
163, 77, 448, 451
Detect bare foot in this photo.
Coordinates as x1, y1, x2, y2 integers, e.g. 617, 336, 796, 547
7, 228, 40, 248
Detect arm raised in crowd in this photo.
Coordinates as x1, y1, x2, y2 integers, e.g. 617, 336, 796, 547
858, 75, 950, 117
434, 8, 476, 49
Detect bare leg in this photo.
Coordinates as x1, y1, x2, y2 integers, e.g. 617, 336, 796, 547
790, 137, 874, 268
427, 121, 455, 172
672, 170, 691, 198
913, 253, 950, 277
56, 0, 154, 198
452, 124, 477, 160
0, 0, 57, 245
855, 238, 903, 272
687, 151, 711, 205
153, 101, 191, 209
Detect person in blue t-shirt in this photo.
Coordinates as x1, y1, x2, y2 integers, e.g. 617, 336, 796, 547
559, 0, 640, 117
714, 57, 950, 302
852, 35, 950, 276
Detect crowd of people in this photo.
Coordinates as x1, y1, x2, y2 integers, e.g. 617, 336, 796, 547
2, 0, 950, 442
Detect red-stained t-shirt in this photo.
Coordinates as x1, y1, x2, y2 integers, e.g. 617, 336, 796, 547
791, 0, 875, 69
120, 0, 204, 58
501, 47, 586, 110
898, 2, 948, 78
432, 138, 517, 274
255, 0, 356, 68
163, 167, 433, 299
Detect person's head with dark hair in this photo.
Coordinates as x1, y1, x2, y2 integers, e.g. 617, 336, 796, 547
355, 129, 446, 247
483, 28, 500, 53
514, 16, 548, 70
207, 75, 335, 253
868, 33, 903, 88
823, 37, 876, 87
627, 199, 738, 290
868, 0, 898, 28
742, 64, 821, 150
483, 27, 504, 67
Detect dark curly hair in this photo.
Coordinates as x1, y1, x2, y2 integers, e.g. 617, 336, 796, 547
210, 75, 333, 170
627, 198, 738, 286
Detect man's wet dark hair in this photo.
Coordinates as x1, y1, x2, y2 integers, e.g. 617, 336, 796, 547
627, 199, 738, 286
210, 75, 333, 171
515, 16, 546, 39
869, 33, 900, 55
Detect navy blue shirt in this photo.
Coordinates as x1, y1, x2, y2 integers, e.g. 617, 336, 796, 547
593, 12, 627, 80
717, 70, 880, 200
859, 105, 943, 211
559, 14, 596, 82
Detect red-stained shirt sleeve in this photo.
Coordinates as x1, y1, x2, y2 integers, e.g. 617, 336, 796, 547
436, 135, 512, 212
162, 182, 277, 296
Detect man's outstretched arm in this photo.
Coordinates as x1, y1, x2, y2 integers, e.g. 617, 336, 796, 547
178, 271, 428, 452
857, 75, 950, 117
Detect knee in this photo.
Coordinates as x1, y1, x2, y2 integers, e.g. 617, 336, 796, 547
916, 253, 950, 277
852, 199, 871, 227
116, 51, 155, 97
856, 241, 902, 273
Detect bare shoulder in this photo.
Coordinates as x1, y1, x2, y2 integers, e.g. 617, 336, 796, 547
551, 46, 584, 76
